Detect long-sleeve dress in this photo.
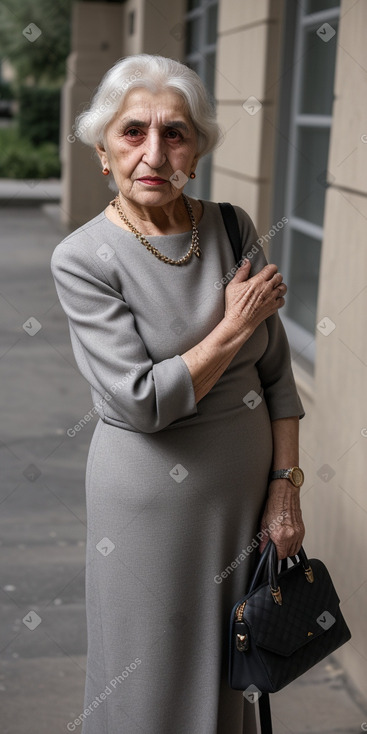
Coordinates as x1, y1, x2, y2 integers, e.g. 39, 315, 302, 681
51, 199, 304, 734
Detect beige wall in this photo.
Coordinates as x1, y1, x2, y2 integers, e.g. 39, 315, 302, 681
212, 0, 367, 696
211, 0, 317, 578
121, 0, 186, 57
310, 0, 367, 695
212, 0, 284, 238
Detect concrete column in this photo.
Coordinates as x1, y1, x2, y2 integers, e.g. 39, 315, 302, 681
211, 0, 284, 237
61, 0, 186, 228
121, 0, 186, 58
60, 1, 123, 227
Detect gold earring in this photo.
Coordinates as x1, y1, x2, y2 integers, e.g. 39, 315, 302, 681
102, 167, 109, 176
190, 172, 196, 179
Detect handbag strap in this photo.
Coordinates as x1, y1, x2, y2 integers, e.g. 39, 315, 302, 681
219, 202, 243, 264
249, 543, 274, 733
249, 540, 312, 599
248, 539, 273, 593
259, 693, 273, 734
245, 539, 310, 734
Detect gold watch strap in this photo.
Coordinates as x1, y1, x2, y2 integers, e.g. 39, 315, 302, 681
270, 467, 304, 487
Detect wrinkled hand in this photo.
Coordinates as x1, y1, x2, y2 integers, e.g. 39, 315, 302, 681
224, 261, 287, 335
259, 480, 305, 559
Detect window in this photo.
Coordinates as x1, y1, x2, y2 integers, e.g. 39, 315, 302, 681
271, 0, 340, 370
184, 0, 218, 200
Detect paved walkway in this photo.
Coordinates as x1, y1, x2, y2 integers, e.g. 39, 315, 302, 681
0, 185, 366, 733
0, 177, 61, 205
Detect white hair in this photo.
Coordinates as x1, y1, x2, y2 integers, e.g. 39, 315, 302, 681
74, 54, 222, 158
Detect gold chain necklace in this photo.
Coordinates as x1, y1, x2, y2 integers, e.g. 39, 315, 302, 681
111, 193, 201, 266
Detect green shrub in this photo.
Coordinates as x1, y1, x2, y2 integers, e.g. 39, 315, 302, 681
18, 86, 61, 145
0, 80, 14, 101
0, 126, 60, 178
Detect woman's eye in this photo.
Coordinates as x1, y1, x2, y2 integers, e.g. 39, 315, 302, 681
166, 130, 182, 139
123, 128, 183, 140
125, 128, 142, 137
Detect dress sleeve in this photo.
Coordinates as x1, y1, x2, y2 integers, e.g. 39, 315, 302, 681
233, 206, 305, 421
50, 241, 197, 433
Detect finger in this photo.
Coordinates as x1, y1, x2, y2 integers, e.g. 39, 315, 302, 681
252, 263, 279, 282
270, 272, 284, 288
249, 273, 285, 302
291, 544, 302, 557
229, 259, 252, 283
273, 527, 304, 558
273, 543, 288, 560
233, 262, 279, 286
249, 270, 283, 298
259, 535, 270, 554
275, 283, 287, 299
275, 297, 285, 309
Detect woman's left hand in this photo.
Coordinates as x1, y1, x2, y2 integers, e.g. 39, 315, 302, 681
259, 479, 305, 559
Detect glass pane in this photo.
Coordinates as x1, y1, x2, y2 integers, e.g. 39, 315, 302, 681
186, 59, 200, 77
307, 0, 340, 13
185, 17, 202, 54
204, 52, 216, 94
293, 127, 330, 227
206, 4, 218, 45
187, 0, 201, 9
300, 24, 338, 115
286, 230, 321, 333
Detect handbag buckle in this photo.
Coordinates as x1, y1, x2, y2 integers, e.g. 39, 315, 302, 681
304, 565, 314, 583
236, 633, 249, 652
270, 585, 283, 605
235, 601, 247, 622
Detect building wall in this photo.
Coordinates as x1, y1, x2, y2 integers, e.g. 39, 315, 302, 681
211, 0, 367, 697
211, 0, 285, 238
311, 0, 367, 695
211, 0, 317, 613
121, 0, 186, 58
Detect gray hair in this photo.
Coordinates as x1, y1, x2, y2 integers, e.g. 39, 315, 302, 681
74, 54, 222, 158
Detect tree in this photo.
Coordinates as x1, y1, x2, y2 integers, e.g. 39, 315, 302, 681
0, 0, 73, 87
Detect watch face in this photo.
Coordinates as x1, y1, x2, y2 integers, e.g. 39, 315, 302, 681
291, 467, 304, 487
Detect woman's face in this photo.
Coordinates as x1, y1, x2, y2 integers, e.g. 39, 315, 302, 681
97, 88, 200, 208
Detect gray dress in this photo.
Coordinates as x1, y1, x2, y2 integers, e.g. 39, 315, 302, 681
51, 200, 304, 734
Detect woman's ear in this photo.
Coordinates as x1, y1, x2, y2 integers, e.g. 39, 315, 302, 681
95, 143, 109, 170
191, 152, 200, 173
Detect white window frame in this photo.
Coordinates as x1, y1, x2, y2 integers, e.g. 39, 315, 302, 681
184, 0, 218, 200
272, 2, 340, 370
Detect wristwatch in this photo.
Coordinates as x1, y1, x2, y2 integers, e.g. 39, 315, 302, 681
270, 467, 304, 488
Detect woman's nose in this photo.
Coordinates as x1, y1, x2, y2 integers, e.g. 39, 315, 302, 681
141, 132, 166, 169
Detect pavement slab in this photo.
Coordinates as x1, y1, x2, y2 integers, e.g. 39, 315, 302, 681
0, 178, 61, 206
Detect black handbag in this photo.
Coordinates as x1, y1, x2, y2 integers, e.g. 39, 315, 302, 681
229, 540, 351, 732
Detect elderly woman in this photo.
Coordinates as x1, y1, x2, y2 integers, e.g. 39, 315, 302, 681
51, 54, 305, 734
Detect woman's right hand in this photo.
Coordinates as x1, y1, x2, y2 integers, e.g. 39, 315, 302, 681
182, 261, 287, 403
223, 260, 287, 336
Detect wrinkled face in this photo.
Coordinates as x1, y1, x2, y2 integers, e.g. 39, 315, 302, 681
97, 88, 200, 208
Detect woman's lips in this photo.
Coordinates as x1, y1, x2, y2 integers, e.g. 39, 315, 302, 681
137, 177, 168, 186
